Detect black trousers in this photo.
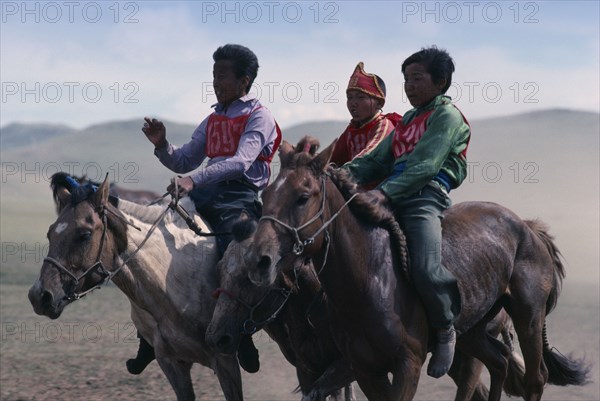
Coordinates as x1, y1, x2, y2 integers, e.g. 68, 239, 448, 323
189, 181, 261, 256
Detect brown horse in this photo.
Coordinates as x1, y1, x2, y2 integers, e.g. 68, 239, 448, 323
244, 140, 590, 401
206, 218, 356, 401
28, 173, 242, 401
206, 217, 527, 401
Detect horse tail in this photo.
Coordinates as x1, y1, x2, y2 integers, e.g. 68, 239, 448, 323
542, 322, 591, 385
524, 220, 591, 386
524, 219, 565, 315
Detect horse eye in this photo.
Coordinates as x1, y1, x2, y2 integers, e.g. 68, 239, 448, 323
297, 194, 310, 206
78, 231, 92, 242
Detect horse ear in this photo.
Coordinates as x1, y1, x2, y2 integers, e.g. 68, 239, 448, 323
91, 173, 110, 207
278, 140, 295, 168
54, 187, 71, 213
296, 136, 320, 155
309, 139, 337, 174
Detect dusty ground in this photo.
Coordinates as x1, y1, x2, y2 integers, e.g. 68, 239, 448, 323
1, 281, 598, 401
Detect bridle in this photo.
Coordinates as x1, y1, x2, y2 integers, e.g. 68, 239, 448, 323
212, 266, 300, 335
259, 174, 357, 258
210, 173, 356, 336
43, 204, 128, 302
43, 181, 214, 302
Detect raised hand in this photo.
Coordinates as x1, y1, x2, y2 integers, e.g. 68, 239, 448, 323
142, 117, 167, 149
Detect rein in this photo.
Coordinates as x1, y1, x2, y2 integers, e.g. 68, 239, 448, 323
259, 175, 357, 256
212, 266, 300, 335
44, 181, 223, 302
44, 200, 171, 301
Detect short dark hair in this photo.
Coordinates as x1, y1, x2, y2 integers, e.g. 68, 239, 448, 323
401, 46, 455, 94
213, 44, 259, 93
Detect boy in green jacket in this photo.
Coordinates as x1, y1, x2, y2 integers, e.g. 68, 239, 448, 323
343, 46, 470, 378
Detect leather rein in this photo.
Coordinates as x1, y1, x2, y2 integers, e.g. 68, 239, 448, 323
43, 186, 215, 302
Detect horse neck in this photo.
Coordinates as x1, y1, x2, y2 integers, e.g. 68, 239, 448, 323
312, 182, 374, 292
283, 264, 322, 314
110, 201, 219, 318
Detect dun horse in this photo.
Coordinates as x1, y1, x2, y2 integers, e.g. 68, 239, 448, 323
28, 173, 242, 401
245, 140, 589, 401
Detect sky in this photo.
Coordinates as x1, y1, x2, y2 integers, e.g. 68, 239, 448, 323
1, 0, 599, 130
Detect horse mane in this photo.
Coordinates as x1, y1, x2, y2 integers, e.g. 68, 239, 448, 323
232, 218, 258, 242
327, 166, 410, 277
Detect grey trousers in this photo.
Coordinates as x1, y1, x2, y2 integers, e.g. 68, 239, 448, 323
393, 183, 461, 329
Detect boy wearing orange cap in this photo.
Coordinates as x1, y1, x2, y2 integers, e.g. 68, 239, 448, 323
331, 62, 401, 180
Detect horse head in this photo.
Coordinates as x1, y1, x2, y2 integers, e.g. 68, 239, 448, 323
246, 137, 335, 287
28, 172, 127, 319
206, 217, 301, 355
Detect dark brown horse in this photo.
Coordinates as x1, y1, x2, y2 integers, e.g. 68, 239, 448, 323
244, 140, 589, 401
206, 218, 356, 401
28, 173, 242, 401
206, 217, 527, 401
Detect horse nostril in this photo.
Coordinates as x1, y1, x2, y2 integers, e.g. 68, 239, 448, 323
41, 290, 54, 306
257, 255, 272, 271
216, 334, 232, 351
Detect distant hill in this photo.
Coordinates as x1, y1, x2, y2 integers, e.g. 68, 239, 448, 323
1, 109, 598, 283
1, 123, 76, 149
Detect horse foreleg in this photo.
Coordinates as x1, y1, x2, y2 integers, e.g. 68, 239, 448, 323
344, 383, 356, 401
156, 356, 195, 401
448, 351, 488, 401
354, 369, 393, 401
304, 357, 355, 401
214, 354, 244, 401
457, 326, 511, 401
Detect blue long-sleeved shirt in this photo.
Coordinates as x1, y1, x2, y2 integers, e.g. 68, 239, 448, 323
155, 94, 279, 189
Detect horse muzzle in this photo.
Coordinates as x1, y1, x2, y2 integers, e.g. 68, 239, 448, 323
28, 279, 67, 319
245, 247, 280, 287
205, 324, 239, 355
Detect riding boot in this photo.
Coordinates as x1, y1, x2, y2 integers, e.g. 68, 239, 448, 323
237, 334, 260, 373
427, 325, 456, 378
126, 333, 156, 375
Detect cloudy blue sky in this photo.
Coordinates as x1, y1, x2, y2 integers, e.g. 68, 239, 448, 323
1, 0, 598, 129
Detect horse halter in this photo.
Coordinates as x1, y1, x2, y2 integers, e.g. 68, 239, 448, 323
259, 174, 358, 256
43, 205, 115, 302
212, 266, 299, 335
44, 198, 159, 302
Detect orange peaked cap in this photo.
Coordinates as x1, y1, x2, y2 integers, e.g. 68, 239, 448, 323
347, 62, 385, 99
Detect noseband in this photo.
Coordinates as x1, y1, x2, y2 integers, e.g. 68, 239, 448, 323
43, 197, 170, 302
44, 205, 115, 302
259, 174, 358, 256
212, 266, 300, 335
